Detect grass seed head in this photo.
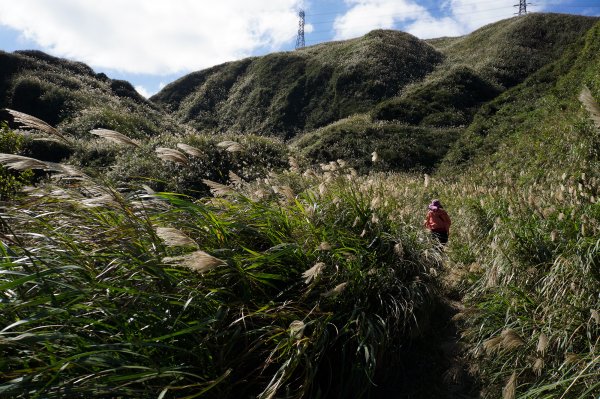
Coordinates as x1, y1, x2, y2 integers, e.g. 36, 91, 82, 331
156, 227, 197, 247
91, 129, 139, 147
289, 320, 306, 339
532, 358, 544, 376
163, 250, 226, 273
177, 143, 203, 157
303, 262, 325, 284
536, 332, 549, 355
155, 147, 189, 165
502, 372, 517, 399
318, 242, 332, 251
203, 179, 235, 197
323, 282, 347, 297
483, 336, 503, 354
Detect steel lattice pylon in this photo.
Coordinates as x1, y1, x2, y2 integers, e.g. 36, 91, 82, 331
295, 10, 305, 49
515, 0, 528, 15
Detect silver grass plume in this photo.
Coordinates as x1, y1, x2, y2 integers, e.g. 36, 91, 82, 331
536, 332, 549, 355
289, 320, 305, 339
202, 179, 234, 197
177, 143, 203, 157
579, 86, 600, 129
155, 147, 189, 165
156, 227, 197, 247
302, 262, 325, 284
81, 194, 120, 208
502, 372, 517, 399
6, 108, 71, 144
217, 140, 243, 152
163, 250, 226, 273
322, 282, 347, 297
501, 329, 524, 351
0, 153, 84, 176
90, 129, 139, 147
228, 170, 244, 186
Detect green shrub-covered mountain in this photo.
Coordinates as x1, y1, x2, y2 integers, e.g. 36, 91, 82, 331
154, 14, 596, 134
0, 13, 597, 174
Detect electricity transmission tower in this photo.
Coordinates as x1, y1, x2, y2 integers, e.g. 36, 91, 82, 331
515, 0, 530, 16
295, 10, 305, 49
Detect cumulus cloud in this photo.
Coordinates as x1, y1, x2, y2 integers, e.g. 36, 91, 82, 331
0, 0, 303, 75
333, 0, 426, 39
135, 85, 151, 98
333, 0, 523, 40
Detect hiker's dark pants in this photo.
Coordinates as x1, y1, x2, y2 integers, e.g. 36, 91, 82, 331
431, 230, 449, 245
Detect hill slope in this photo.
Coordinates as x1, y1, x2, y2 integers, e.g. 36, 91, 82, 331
0, 50, 181, 140
154, 13, 597, 142
152, 30, 443, 139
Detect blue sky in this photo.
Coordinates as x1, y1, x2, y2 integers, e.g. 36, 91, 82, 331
0, 0, 598, 98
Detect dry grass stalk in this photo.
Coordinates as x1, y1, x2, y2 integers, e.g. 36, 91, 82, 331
274, 185, 295, 202
90, 129, 139, 147
202, 179, 234, 197
217, 140, 243, 152
483, 335, 503, 354
6, 108, 70, 144
288, 156, 300, 171
228, 171, 244, 186
318, 242, 332, 251
81, 194, 119, 208
176, 143, 203, 157
532, 358, 544, 376
163, 250, 226, 273
501, 329, 524, 351
0, 153, 84, 177
536, 332, 549, 355
394, 242, 404, 258
579, 86, 600, 129
502, 372, 517, 399
289, 320, 305, 339
156, 227, 197, 247
323, 282, 347, 297
564, 352, 580, 365
302, 262, 325, 284
0, 153, 50, 171
155, 147, 189, 165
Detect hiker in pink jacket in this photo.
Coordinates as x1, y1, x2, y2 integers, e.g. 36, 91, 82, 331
424, 199, 451, 245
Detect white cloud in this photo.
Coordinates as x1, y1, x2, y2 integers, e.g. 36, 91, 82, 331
405, 16, 464, 39
445, 0, 515, 33
333, 0, 426, 39
333, 0, 523, 41
135, 85, 151, 98
0, 0, 304, 75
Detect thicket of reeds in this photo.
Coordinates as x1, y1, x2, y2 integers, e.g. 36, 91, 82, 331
0, 158, 445, 398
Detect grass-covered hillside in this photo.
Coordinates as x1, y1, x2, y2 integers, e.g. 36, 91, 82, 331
152, 29, 444, 138
0, 50, 185, 140
295, 13, 598, 173
154, 14, 596, 141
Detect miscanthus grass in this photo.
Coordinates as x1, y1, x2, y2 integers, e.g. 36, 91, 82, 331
0, 161, 442, 398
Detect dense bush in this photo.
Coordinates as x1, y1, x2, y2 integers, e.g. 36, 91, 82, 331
0, 167, 443, 398
105, 133, 290, 196
294, 114, 460, 174
0, 123, 33, 200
